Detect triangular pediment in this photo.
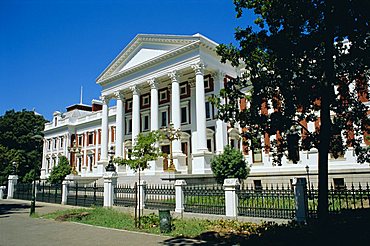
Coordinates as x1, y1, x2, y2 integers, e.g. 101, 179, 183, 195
97, 34, 204, 84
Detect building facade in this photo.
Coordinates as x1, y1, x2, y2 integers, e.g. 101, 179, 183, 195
41, 34, 370, 186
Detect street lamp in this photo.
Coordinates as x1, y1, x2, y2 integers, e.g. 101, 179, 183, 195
162, 122, 181, 172
30, 134, 43, 216
305, 165, 312, 199
105, 146, 116, 172
68, 139, 81, 175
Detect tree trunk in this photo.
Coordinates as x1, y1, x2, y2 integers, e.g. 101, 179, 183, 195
318, 0, 335, 223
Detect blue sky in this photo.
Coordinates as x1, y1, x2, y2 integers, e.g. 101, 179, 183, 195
0, 0, 254, 121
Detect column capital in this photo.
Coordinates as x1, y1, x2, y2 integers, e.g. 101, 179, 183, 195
100, 95, 111, 105
148, 78, 158, 89
168, 70, 180, 83
114, 91, 125, 101
213, 70, 226, 81
191, 62, 206, 75
188, 78, 196, 88
130, 85, 140, 95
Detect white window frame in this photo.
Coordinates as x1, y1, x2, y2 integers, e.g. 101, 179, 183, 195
159, 108, 169, 128
126, 117, 132, 134
205, 101, 212, 120
159, 90, 168, 101
142, 95, 150, 107
141, 112, 150, 132
180, 83, 188, 97
59, 137, 64, 149
180, 101, 190, 125
204, 76, 211, 90
206, 129, 215, 153
127, 100, 133, 111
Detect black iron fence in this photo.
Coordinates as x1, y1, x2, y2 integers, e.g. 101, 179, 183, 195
184, 184, 225, 215
114, 183, 137, 207
145, 184, 175, 210
308, 182, 370, 218
237, 183, 295, 219
36, 181, 62, 204
67, 182, 104, 207
13, 183, 33, 200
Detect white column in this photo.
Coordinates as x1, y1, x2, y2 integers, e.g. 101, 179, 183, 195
130, 85, 140, 145
100, 96, 110, 161
223, 178, 240, 218
148, 78, 159, 131
137, 180, 146, 210
175, 180, 187, 213
61, 180, 69, 205
115, 91, 125, 157
192, 62, 208, 152
7, 175, 18, 199
214, 70, 227, 154
168, 71, 182, 154
103, 171, 118, 207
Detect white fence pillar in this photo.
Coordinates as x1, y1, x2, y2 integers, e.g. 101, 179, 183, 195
175, 180, 187, 213
104, 172, 118, 207
292, 177, 308, 223
137, 180, 146, 210
223, 178, 240, 218
61, 180, 69, 205
7, 175, 18, 199
0, 186, 5, 199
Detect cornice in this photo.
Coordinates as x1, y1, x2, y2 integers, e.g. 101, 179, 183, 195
97, 41, 203, 86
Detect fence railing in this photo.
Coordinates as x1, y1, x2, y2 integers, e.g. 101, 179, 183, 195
145, 184, 175, 210
184, 184, 225, 215
308, 182, 370, 218
114, 183, 137, 207
13, 183, 33, 200
237, 183, 295, 219
67, 182, 104, 207
36, 181, 62, 204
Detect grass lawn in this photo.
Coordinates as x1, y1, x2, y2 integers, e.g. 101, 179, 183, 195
39, 207, 370, 245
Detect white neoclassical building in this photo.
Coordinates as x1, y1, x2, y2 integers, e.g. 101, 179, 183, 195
41, 33, 370, 186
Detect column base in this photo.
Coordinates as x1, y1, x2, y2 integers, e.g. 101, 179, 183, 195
173, 153, 187, 174
97, 160, 109, 175
192, 151, 213, 174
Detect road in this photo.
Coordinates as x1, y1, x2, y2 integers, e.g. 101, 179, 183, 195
0, 199, 177, 246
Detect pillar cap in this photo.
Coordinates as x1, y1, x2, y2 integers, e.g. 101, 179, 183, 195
175, 180, 187, 186
8, 175, 18, 180
223, 178, 240, 187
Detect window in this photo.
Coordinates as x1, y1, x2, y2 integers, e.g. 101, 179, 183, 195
53, 138, 57, 149
78, 135, 83, 146
141, 94, 150, 109
180, 82, 190, 98
181, 107, 187, 124
160, 111, 168, 127
159, 89, 169, 104
88, 132, 94, 145
126, 99, 133, 112
205, 101, 212, 119
142, 114, 150, 131
204, 75, 214, 92
126, 118, 132, 134
54, 117, 58, 127
60, 137, 64, 149
333, 178, 345, 190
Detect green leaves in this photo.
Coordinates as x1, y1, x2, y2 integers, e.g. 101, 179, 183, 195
47, 156, 71, 184
211, 145, 250, 184
0, 110, 46, 184
114, 130, 163, 172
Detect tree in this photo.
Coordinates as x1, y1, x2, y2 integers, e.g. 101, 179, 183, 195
214, 0, 369, 221
47, 156, 71, 184
114, 131, 163, 172
211, 145, 250, 184
114, 130, 163, 228
0, 110, 46, 183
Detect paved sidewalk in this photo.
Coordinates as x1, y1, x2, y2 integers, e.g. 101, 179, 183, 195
0, 199, 174, 246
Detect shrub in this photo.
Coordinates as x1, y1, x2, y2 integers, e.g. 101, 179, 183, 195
211, 145, 250, 184
47, 156, 71, 184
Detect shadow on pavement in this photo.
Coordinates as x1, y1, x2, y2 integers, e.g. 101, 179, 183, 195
161, 210, 370, 246
0, 203, 31, 216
